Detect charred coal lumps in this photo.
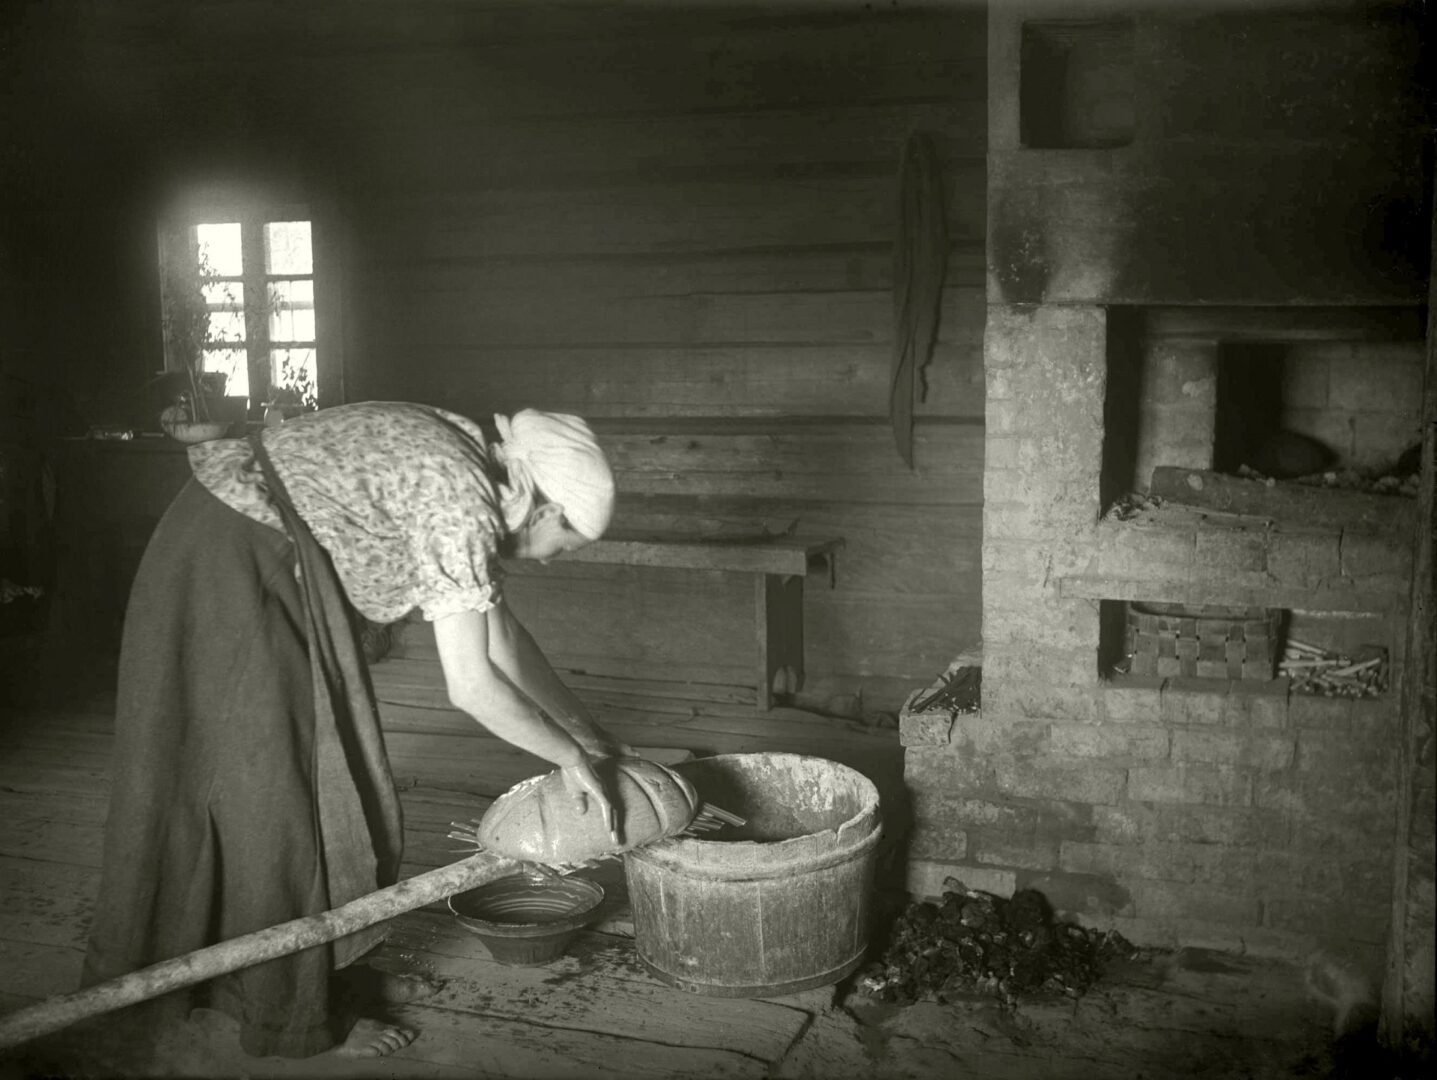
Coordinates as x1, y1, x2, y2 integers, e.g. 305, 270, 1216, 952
860, 878, 1140, 1008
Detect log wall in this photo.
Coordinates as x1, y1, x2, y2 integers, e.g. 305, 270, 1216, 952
2, 1, 991, 715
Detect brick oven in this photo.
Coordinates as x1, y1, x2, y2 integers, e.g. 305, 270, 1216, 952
901, 0, 1433, 1016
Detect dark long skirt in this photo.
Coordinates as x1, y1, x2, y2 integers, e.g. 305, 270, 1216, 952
83, 479, 367, 1057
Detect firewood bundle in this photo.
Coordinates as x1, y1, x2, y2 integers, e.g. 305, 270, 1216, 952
1278, 639, 1388, 698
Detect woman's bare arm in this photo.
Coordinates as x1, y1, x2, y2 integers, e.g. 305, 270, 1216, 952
432, 608, 616, 835
483, 601, 629, 758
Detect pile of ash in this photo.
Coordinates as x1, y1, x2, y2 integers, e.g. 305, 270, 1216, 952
859, 879, 1140, 1009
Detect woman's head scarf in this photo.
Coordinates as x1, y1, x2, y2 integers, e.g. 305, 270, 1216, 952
493, 410, 615, 539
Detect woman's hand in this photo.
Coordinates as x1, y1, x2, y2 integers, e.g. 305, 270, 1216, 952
560, 758, 619, 845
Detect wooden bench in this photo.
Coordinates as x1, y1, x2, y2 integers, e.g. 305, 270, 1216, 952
561, 534, 845, 710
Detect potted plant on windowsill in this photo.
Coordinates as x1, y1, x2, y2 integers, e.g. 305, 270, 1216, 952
261, 351, 318, 426
157, 250, 242, 444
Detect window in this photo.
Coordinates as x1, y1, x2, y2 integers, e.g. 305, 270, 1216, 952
158, 210, 323, 416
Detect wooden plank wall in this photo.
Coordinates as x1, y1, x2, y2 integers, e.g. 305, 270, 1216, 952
320, 3, 990, 714
8, 1, 989, 718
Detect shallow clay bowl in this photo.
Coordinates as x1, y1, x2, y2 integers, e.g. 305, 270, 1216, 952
447, 873, 605, 965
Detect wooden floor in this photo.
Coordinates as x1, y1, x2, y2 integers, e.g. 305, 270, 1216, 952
0, 687, 1357, 1079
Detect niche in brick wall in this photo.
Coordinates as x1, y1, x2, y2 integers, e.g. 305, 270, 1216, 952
1020, 18, 1135, 149
1099, 308, 1425, 507
1100, 598, 1288, 683
1100, 599, 1393, 698
1215, 341, 1423, 479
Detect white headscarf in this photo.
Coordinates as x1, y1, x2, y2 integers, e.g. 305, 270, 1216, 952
492, 409, 616, 540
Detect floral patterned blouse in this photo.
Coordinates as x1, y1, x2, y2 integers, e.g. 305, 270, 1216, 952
188, 402, 506, 623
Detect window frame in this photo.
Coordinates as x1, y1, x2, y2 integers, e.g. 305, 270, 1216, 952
156, 192, 345, 419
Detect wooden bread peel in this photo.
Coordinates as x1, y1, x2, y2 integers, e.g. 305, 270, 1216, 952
0, 757, 740, 1050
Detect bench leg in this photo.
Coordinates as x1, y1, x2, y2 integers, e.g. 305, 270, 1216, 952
757, 573, 804, 711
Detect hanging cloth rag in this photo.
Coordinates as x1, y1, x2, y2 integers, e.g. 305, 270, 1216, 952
890, 131, 949, 468
248, 433, 404, 968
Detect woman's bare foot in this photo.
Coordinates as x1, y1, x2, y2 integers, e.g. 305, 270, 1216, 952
331, 1017, 417, 1059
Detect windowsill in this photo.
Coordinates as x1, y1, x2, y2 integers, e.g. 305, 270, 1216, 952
64, 420, 275, 450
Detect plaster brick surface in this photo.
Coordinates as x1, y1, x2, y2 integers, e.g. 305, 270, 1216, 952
981, 643, 1097, 691
1138, 406, 1215, 445
981, 679, 1100, 722
984, 498, 1100, 542
1127, 764, 1254, 807
985, 398, 1023, 435
906, 825, 970, 862
1224, 682, 1290, 730
1161, 680, 1229, 726
971, 830, 1060, 871
1060, 840, 1270, 889
907, 793, 1095, 843
1101, 680, 1163, 723
984, 434, 1020, 470
994, 757, 1125, 805
1126, 880, 1261, 926
985, 366, 1017, 400
899, 712, 955, 747
1296, 722, 1397, 779
983, 537, 1057, 578
1326, 343, 1424, 413
1171, 729, 1296, 771
907, 860, 1017, 901
1092, 803, 1289, 847
1351, 411, 1424, 469
946, 714, 1049, 757
934, 796, 1037, 828
1263, 895, 1390, 945
963, 301, 1400, 965
904, 743, 998, 794
1146, 340, 1220, 401
983, 601, 1096, 651
1295, 814, 1401, 859
1095, 916, 1323, 960
1285, 693, 1354, 731
1048, 722, 1170, 761
1254, 773, 1397, 840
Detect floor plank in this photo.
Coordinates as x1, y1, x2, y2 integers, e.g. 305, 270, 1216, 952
0, 941, 85, 1001
0, 696, 1357, 1079
0, 793, 107, 868
0, 858, 98, 954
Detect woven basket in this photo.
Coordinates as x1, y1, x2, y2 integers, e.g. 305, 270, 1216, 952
1124, 602, 1279, 681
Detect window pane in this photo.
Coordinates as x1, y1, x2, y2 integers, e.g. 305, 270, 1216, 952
270, 348, 317, 406
268, 279, 315, 342
203, 348, 249, 399
265, 221, 312, 275
196, 222, 243, 276
203, 281, 246, 344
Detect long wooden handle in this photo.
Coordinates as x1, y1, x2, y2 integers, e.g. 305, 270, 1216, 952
0, 851, 521, 1050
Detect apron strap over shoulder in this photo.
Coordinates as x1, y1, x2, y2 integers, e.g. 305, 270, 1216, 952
248, 432, 404, 967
